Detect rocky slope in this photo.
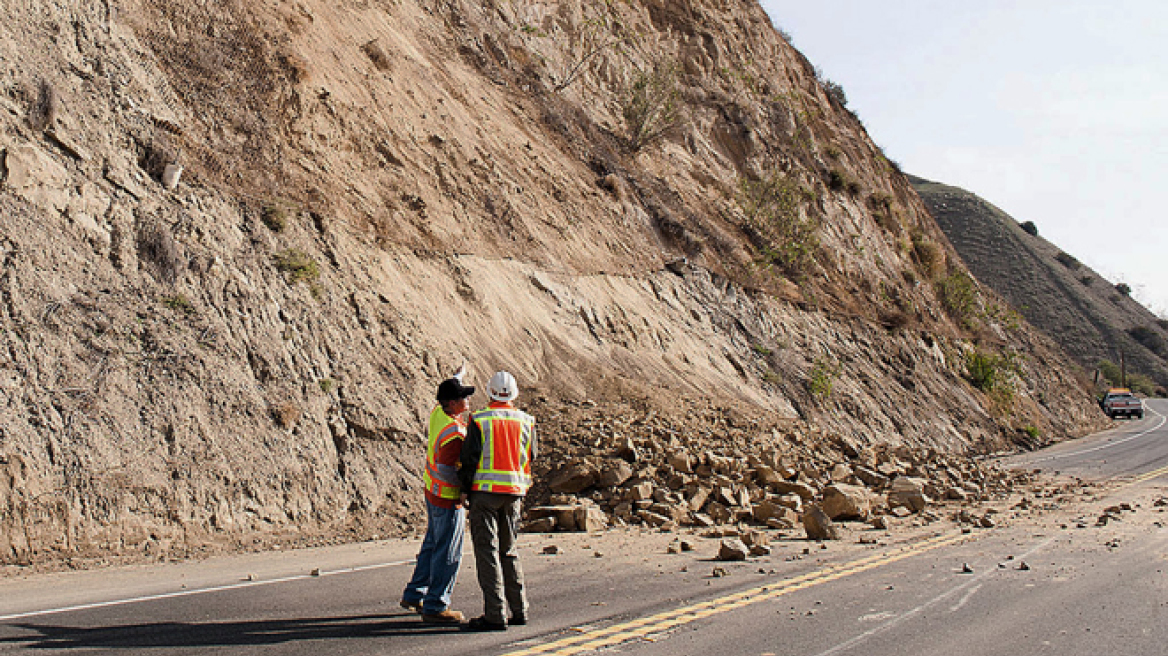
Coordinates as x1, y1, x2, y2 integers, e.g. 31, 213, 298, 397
911, 175, 1168, 391
0, 0, 1105, 568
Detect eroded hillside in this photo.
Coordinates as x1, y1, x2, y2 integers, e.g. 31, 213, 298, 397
0, 0, 1106, 567
912, 175, 1168, 392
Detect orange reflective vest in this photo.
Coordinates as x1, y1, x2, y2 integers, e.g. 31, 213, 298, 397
470, 402, 535, 495
423, 405, 464, 501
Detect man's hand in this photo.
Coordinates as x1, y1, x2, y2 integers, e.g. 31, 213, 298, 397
459, 493, 469, 508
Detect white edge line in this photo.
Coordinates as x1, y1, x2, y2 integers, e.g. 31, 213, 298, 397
0, 558, 415, 623
1023, 406, 1166, 464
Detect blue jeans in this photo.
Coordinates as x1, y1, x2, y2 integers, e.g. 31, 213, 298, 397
402, 499, 465, 613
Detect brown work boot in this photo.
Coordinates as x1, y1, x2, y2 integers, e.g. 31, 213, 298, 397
399, 599, 422, 614
421, 609, 465, 624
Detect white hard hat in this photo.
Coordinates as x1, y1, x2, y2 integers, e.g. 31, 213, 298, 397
488, 371, 518, 401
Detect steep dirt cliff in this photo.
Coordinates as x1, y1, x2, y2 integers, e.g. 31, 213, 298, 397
0, 0, 1105, 568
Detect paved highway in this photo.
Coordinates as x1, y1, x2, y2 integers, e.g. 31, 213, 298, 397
2, 401, 1166, 655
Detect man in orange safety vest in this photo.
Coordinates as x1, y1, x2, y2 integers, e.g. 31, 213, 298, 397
459, 370, 536, 631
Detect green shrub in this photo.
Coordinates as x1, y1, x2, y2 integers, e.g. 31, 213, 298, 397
262, 203, 290, 232
1021, 425, 1040, 441
938, 271, 980, 329
1020, 221, 1038, 236
162, 294, 195, 315
1080, 276, 1094, 286
822, 78, 848, 108
751, 344, 772, 357
737, 173, 820, 277
1097, 359, 1122, 386
807, 357, 839, 399
1128, 374, 1157, 396
1128, 326, 1168, 358
318, 378, 336, 393
966, 349, 1017, 392
1116, 282, 1132, 296
827, 169, 847, 191
275, 249, 320, 284
1055, 252, 1080, 270
621, 61, 681, 152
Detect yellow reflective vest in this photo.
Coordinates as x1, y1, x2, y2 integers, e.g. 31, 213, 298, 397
423, 405, 464, 500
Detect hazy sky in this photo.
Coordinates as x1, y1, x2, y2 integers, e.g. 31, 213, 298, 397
760, 1, 1168, 315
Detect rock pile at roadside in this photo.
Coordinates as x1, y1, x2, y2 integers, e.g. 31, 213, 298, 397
521, 397, 1032, 539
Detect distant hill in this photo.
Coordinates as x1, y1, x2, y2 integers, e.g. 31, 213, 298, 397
910, 175, 1168, 392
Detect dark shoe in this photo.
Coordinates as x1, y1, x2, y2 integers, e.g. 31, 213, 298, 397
465, 616, 507, 632
399, 599, 422, 613
509, 614, 527, 626
421, 609, 465, 624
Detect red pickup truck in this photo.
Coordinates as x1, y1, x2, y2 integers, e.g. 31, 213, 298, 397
1100, 388, 1144, 419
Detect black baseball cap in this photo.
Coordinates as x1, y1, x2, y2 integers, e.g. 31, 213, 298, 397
436, 378, 475, 402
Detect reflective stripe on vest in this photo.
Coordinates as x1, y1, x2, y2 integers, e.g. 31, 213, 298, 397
470, 405, 534, 495
423, 405, 464, 500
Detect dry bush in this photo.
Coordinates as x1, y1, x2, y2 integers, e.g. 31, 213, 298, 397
272, 403, 301, 429
280, 52, 310, 83
261, 203, 290, 232
137, 222, 183, 284
361, 39, 392, 71
911, 232, 944, 277
139, 137, 178, 182
27, 78, 59, 131
621, 61, 682, 152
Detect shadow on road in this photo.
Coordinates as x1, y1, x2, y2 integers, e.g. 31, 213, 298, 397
1, 612, 459, 649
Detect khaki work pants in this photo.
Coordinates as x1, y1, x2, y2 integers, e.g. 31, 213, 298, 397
468, 492, 528, 624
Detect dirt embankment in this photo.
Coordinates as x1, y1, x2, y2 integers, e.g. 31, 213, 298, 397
0, 0, 1106, 570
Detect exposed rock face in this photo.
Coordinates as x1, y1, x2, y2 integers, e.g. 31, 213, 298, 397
0, 0, 1106, 567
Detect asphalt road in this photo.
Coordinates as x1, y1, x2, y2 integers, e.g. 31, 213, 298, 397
2, 402, 1166, 656
1002, 399, 1168, 480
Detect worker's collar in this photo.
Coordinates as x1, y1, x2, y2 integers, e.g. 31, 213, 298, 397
487, 400, 515, 409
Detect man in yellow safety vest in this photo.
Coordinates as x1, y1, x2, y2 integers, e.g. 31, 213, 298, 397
400, 374, 475, 624
459, 370, 536, 631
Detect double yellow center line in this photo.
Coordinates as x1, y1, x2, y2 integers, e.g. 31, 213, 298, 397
1125, 462, 1168, 486
502, 531, 970, 656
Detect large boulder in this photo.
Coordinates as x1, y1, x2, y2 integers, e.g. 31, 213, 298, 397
821, 483, 873, 520
597, 459, 634, 487
668, 449, 693, 473
770, 480, 817, 500
854, 466, 890, 489
717, 538, 750, 561
888, 477, 930, 513
548, 460, 599, 494
574, 506, 608, 532
802, 504, 840, 541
